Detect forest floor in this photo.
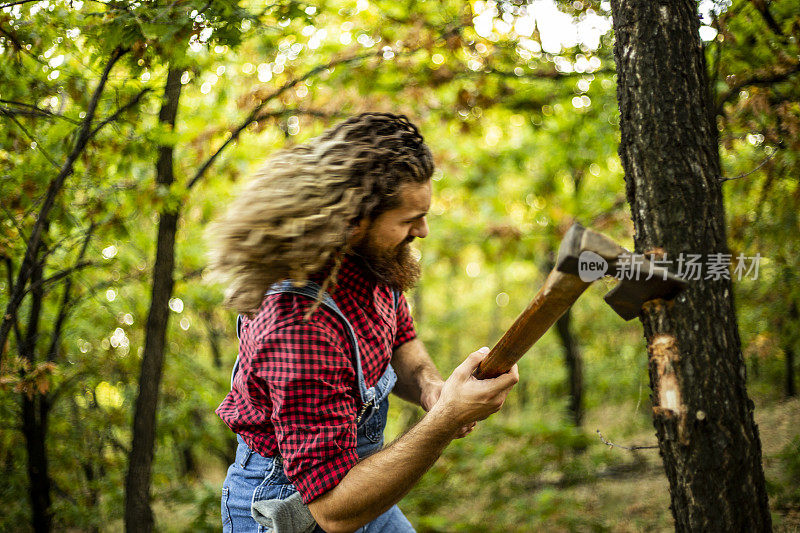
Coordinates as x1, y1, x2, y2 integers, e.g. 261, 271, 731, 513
557, 396, 800, 533
399, 395, 800, 532
179, 396, 799, 532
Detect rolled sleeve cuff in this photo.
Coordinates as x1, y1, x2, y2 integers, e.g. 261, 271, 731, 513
292, 447, 360, 504
392, 330, 417, 350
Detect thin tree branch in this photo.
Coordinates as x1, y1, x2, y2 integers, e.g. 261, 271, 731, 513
0, 107, 61, 169
719, 146, 779, 183
0, 23, 23, 50
89, 87, 152, 138
0, 47, 128, 364
0, 100, 80, 125
0, 23, 50, 67
596, 429, 659, 451
21, 237, 45, 367
749, 0, 784, 36
252, 108, 344, 123
1, 255, 23, 347
108, 433, 131, 455
716, 61, 800, 114
2, 255, 13, 292
186, 49, 389, 190
0, 0, 39, 8
0, 100, 80, 124
0, 201, 31, 244
174, 267, 205, 284
51, 479, 78, 506
480, 66, 616, 80
23, 261, 95, 297
49, 369, 90, 403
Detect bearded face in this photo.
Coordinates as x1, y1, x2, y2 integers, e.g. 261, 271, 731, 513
348, 180, 430, 292
352, 231, 421, 292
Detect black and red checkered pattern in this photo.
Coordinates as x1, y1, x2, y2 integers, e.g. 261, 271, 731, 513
216, 255, 417, 503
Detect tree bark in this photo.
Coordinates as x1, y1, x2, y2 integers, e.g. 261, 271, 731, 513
554, 309, 583, 427
784, 302, 797, 398
609, 1, 771, 530
200, 310, 223, 369
21, 257, 52, 533
542, 256, 583, 426
124, 67, 183, 533
787, 345, 797, 398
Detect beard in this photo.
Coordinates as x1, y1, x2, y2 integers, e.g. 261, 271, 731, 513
352, 234, 421, 292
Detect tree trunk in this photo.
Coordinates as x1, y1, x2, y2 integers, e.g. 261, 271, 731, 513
609, 1, 771, 530
22, 257, 52, 533
784, 302, 797, 398
22, 394, 51, 533
124, 67, 183, 533
787, 345, 797, 398
554, 309, 583, 427
200, 311, 223, 369
542, 256, 583, 425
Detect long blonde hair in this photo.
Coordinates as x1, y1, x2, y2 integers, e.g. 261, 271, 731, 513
206, 113, 434, 314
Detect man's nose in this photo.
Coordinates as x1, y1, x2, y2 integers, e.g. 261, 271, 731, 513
410, 217, 429, 239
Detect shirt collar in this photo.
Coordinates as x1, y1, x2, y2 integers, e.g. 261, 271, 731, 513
310, 253, 378, 306
335, 254, 377, 304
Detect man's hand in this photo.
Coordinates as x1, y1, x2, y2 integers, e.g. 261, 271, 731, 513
420, 376, 476, 439
428, 347, 519, 433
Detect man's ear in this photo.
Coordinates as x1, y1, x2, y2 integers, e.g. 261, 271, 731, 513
348, 218, 370, 246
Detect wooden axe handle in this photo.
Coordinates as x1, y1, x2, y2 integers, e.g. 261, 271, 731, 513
474, 269, 591, 379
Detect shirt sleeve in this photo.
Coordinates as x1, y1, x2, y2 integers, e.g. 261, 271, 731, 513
393, 292, 417, 349
254, 321, 360, 503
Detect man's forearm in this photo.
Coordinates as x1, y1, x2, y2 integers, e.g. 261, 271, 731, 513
391, 339, 442, 408
307, 406, 458, 533
309, 349, 520, 533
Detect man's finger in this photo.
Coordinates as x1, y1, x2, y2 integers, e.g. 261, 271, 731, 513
456, 422, 477, 439
495, 363, 519, 388
453, 347, 490, 378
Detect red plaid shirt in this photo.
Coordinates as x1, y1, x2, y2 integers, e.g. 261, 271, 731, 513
216, 255, 417, 503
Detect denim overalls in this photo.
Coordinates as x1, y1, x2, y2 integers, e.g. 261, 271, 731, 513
221, 281, 416, 532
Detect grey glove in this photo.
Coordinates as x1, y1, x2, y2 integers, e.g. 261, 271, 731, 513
251, 491, 317, 533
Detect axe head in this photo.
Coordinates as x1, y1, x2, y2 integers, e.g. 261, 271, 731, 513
555, 222, 689, 320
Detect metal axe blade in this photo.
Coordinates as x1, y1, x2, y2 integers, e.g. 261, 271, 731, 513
555, 222, 688, 320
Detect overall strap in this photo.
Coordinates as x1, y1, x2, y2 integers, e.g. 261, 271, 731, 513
262, 280, 372, 404
231, 284, 402, 403
392, 289, 400, 312
230, 315, 244, 388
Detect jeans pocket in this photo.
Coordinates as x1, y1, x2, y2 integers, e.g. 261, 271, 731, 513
221, 486, 232, 530
253, 457, 296, 503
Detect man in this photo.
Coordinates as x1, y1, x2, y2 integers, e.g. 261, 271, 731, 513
209, 113, 518, 532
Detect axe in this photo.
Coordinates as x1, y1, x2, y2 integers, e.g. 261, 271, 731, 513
474, 222, 688, 379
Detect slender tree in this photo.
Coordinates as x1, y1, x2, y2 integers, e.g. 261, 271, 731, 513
555, 309, 583, 427
609, 0, 771, 529
124, 66, 183, 532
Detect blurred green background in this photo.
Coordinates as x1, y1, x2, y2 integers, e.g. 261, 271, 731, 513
1, 0, 798, 530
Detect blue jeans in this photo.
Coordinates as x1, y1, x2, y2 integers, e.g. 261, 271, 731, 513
222, 433, 415, 532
